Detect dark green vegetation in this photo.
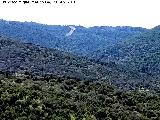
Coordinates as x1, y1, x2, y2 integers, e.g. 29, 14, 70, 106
0, 19, 147, 56
1, 36, 159, 92
0, 72, 160, 120
92, 26, 160, 78
91, 26, 160, 93
1, 19, 160, 119
0, 35, 105, 81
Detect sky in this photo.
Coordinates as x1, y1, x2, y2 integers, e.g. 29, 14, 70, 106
0, 0, 160, 28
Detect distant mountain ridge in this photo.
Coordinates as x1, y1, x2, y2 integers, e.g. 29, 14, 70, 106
0, 19, 147, 56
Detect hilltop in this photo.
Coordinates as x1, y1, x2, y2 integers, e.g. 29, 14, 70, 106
0, 19, 147, 56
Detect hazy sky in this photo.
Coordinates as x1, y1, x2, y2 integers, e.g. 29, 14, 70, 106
0, 0, 160, 28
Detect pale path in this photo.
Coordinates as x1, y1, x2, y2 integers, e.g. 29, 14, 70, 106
66, 26, 76, 36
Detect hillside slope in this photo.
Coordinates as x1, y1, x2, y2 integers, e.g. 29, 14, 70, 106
0, 35, 104, 81
0, 19, 147, 56
0, 72, 160, 120
0, 35, 160, 92
92, 26, 160, 79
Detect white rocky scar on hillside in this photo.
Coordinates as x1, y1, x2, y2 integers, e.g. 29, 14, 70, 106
66, 26, 76, 36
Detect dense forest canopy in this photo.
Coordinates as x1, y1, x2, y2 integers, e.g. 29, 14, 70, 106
0, 19, 147, 56
0, 72, 160, 120
0, 19, 160, 119
92, 25, 160, 78
1, 36, 158, 92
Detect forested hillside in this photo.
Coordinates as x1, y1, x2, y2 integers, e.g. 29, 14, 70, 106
1, 36, 157, 92
0, 35, 104, 81
92, 26, 160, 79
0, 19, 160, 119
0, 19, 147, 55
0, 72, 160, 120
